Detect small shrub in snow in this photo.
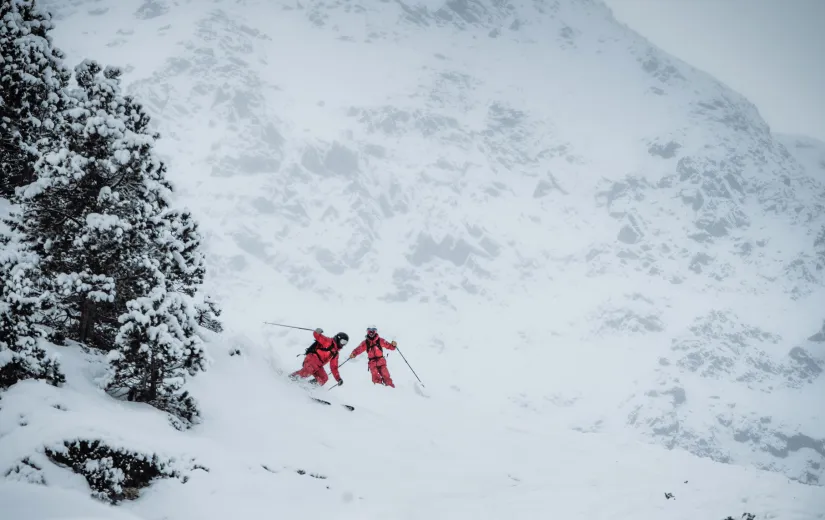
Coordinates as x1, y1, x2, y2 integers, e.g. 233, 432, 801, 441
0, 0, 71, 197
46, 328, 66, 346
44, 439, 178, 503
4, 457, 46, 485
162, 390, 200, 430
195, 294, 223, 334
295, 469, 327, 479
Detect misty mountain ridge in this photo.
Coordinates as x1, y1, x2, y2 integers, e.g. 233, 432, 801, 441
2, 0, 822, 515
39, 0, 825, 484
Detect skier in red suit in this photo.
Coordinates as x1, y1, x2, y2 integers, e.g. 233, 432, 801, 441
349, 327, 397, 388
290, 329, 348, 387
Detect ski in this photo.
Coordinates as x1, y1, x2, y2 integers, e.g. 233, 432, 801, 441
285, 373, 354, 410
311, 397, 355, 411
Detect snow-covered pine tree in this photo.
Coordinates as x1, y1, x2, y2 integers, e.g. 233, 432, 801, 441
104, 277, 207, 425
9, 61, 145, 349
99, 170, 212, 423
0, 243, 63, 389
0, 0, 70, 197
8, 56, 216, 419
9, 60, 196, 348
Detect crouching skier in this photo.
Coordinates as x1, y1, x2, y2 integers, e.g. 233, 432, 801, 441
349, 327, 397, 388
290, 329, 348, 387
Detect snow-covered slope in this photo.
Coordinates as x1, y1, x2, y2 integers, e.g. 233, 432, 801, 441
2, 342, 823, 519
2, 0, 824, 516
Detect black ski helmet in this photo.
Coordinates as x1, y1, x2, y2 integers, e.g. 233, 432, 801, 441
334, 332, 349, 346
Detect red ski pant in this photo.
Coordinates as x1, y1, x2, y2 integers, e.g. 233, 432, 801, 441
291, 355, 328, 385
369, 359, 394, 388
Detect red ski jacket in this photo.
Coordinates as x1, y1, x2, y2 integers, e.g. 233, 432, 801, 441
309, 331, 341, 381
350, 336, 396, 363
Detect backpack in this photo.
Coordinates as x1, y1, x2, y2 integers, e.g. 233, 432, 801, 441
305, 341, 338, 359
366, 337, 384, 361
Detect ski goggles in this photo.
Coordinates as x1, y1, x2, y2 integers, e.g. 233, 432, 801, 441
339, 339, 348, 345
367, 328, 377, 333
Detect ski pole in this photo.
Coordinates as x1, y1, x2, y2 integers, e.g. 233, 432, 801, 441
324, 355, 354, 390
395, 346, 424, 387
264, 321, 316, 332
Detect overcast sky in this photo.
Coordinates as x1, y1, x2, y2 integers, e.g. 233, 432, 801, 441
603, 0, 825, 143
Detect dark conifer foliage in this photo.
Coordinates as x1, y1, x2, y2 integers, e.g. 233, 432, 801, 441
0, 245, 64, 389
2, 58, 217, 420
45, 439, 180, 503
9, 61, 163, 349
196, 294, 223, 334
0, 0, 70, 197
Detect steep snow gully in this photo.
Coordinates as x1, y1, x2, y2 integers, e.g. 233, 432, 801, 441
2, 0, 824, 518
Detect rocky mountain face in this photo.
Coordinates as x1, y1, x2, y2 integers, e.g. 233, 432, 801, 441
42, 0, 824, 484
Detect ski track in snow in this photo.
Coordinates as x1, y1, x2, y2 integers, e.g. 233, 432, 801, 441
2, 0, 825, 518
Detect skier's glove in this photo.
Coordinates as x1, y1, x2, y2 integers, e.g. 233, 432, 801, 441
391, 341, 397, 347
315, 328, 323, 334
336, 379, 344, 386
349, 353, 356, 359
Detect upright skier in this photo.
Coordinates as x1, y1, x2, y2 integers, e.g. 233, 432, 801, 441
290, 328, 348, 387
349, 327, 397, 388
